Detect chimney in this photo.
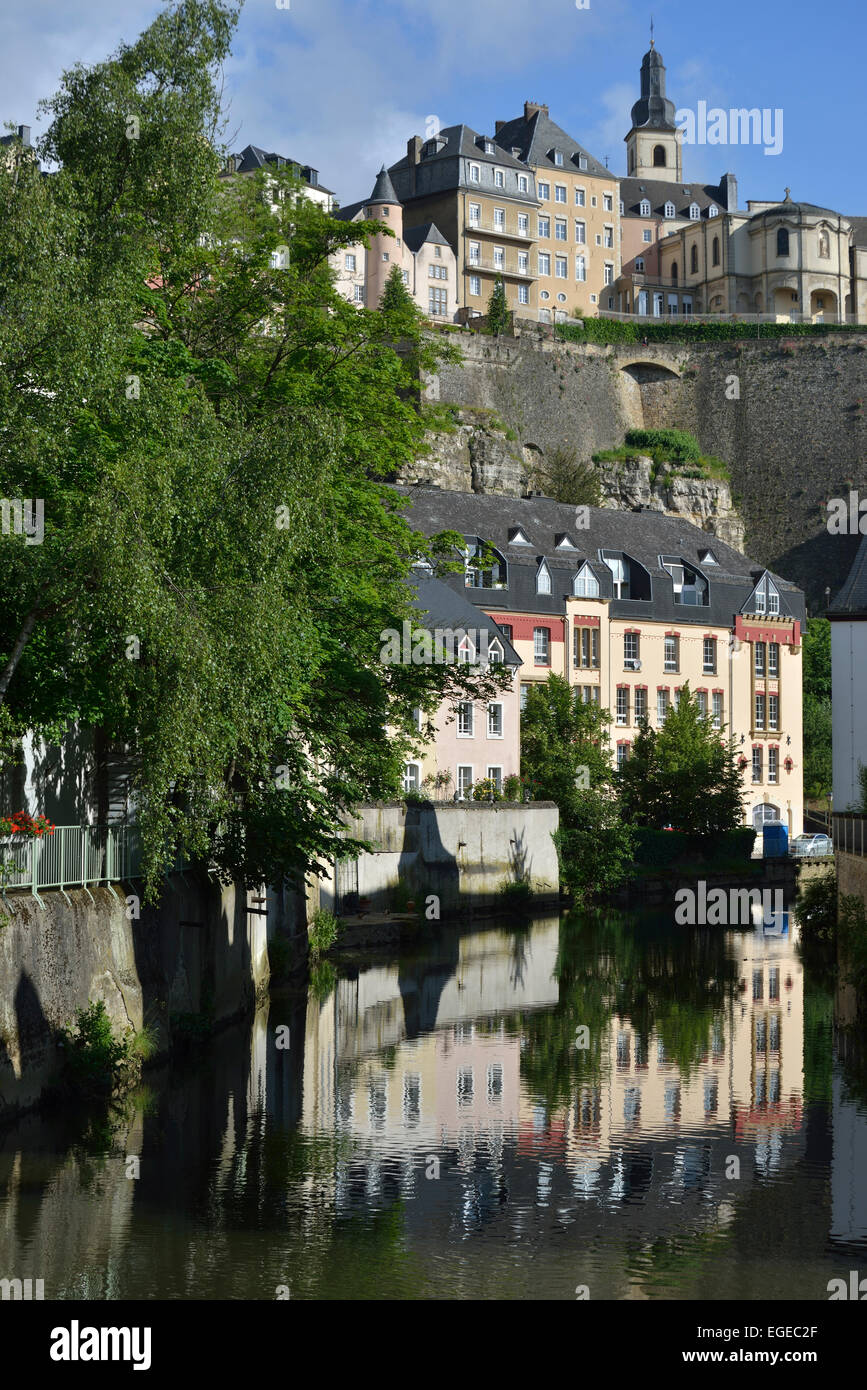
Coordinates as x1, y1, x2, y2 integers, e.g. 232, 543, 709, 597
721, 172, 738, 213
407, 135, 422, 164
17, 124, 30, 147
524, 101, 548, 120
495, 120, 505, 134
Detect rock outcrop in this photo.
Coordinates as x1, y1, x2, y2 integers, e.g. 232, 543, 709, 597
596, 456, 745, 550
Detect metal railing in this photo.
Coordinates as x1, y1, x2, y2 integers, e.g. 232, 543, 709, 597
600, 308, 860, 326
832, 814, 867, 857
1, 824, 142, 903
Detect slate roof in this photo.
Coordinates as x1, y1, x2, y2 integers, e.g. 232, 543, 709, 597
630, 47, 678, 131
388, 124, 539, 206
403, 222, 450, 252
410, 573, 522, 667
848, 216, 867, 247
492, 108, 609, 181
749, 201, 843, 222
398, 487, 806, 629
828, 536, 867, 618
369, 165, 399, 204
225, 143, 334, 194
620, 177, 732, 219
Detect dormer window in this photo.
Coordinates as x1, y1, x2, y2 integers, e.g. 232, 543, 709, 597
465, 538, 507, 589
485, 140, 495, 154
601, 550, 652, 601
689, 202, 700, 220
487, 638, 504, 666
555, 533, 576, 549
457, 634, 476, 664
664, 201, 676, 219
708, 204, 719, 217
469, 163, 481, 182
747, 573, 781, 616
698, 548, 718, 566
553, 149, 564, 166
508, 526, 532, 546
578, 155, 588, 170
662, 556, 708, 607
536, 560, 552, 595
573, 563, 599, 597
640, 199, 651, 217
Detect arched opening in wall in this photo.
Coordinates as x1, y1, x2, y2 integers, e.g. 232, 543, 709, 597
810, 288, 837, 323
653, 144, 666, 167
619, 361, 683, 430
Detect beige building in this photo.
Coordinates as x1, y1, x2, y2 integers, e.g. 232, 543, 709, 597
332, 166, 458, 320
492, 102, 620, 319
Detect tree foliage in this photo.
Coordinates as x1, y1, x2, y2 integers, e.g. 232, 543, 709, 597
486, 275, 510, 335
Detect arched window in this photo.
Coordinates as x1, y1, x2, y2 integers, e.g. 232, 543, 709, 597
664, 201, 675, 219
712, 236, 720, 266
653, 144, 666, 167
640, 199, 651, 217
689, 203, 700, 220
690, 245, 698, 274
671, 262, 678, 285
776, 227, 789, 257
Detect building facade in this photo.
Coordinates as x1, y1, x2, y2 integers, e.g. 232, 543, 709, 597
402, 490, 805, 835
221, 142, 334, 210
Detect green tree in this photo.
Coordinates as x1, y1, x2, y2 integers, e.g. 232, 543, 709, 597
379, 262, 416, 315
532, 445, 602, 507
0, 0, 499, 898
618, 686, 743, 835
486, 275, 510, 335
802, 618, 832, 802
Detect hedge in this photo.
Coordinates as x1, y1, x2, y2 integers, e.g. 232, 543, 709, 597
557, 319, 867, 346
632, 826, 757, 868
623, 428, 700, 463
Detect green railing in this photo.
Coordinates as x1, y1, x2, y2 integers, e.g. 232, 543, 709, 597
1, 824, 142, 903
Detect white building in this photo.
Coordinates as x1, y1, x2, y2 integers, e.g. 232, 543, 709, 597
829, 537, 867, 810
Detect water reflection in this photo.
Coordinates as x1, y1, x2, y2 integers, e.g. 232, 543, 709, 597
1, 906, 866, 1300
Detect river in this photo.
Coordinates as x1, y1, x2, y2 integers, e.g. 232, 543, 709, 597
1, 906, 865, 1300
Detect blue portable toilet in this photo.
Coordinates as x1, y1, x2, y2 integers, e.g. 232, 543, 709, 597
763, 822, 788, 858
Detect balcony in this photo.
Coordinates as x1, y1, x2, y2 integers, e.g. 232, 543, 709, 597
465, 258, 536, 280
466, 221, 534, 243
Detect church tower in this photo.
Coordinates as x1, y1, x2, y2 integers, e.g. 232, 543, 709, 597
624, 31, 683, 181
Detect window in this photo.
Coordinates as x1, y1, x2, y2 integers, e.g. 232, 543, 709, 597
616, 687, 629, 725
769, 642, 779, 677
575, 255, 586, 281
634, 687, 647, 720
697, 690, 708, 717
643, 229, 652, 243
457, 765, 473, 797
518, 284, 529, 305
712, 236, 720, 267
487, 702, 503, 737
429, 263, 447, 279
579, 155, 588, 171
536, 560, 552, 594
769, 694, 779, 730
429, 287, 448, 316
703, 637, 717, 674
520, 684, 529, 711
555, 219, 567, 241
575, 220, 588, 244
494, 207, 505, 229
534, 627, 550, 665
469, 202, 481, 225
353, 284, 364, 303
497, 623, 513, 640
640, 198, 651, 217
635, 257, 645, 272
487, 640, 503, 666
752, 747, 762, 783
708, 204, 719, 217
469, 274, 481, 296
689, 203, 700, 220
493, 246, 504, 268
604, 225, 613, 248
555, 257, 567, 279
604, 263, 614, 285
553, 150, 564, 167
518, 175, 528, 193
712, 691, 723, 730
664, 201, 676, 218
469, 163, 480, 182
657, 689, 670, 723
755, 641, 766, 677
768, 585, 780, 615
768, 747, 778, 783
755, 693, 766, 730
690, 245, 698, 274
654, 145, 667, 168
624, 632, 640, 667
495, 169, 504, 188
402, 763, 420, 793
776, 227, 789, 257
382, 252, 390, 262
672, 687, 681, 711
538, 216, 550, 237
538, 252, 551, 276
538, 181, 550, 200
469, 241, 480, 265
345, 253, 357, 271
555, 185, 566, 203
664, 636, 679, 673
575, 187, 586, 206
617, 743, 630, 769
518, 251, 529, 273
573, 563, 598, 596
434, 245, 442, 257
457, 702, 474, 736
518, 213, 529, 235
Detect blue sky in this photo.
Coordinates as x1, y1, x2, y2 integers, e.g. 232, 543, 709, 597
2, 0, 863, 212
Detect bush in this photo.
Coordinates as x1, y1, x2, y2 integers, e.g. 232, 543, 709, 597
557, 319, 866, 346
470, 777, 503, 802
624, 428, 700, 464
503, 774, 522, 802
498, 878, 533, 912
308, 907, 339, 958
795, 867, 837, 944
58, 1001, 138, 1096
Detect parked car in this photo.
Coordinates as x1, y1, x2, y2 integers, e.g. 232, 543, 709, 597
791, 833, 833, 858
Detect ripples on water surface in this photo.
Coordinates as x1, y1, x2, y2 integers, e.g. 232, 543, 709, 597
1, 908, 866, 1300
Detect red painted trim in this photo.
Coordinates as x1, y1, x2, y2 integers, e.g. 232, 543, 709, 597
572, 615, 601, 628
735, 615, 798, 646
485, 613, 563, 642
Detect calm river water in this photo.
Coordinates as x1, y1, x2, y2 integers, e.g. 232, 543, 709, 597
2, 907, 866, 1300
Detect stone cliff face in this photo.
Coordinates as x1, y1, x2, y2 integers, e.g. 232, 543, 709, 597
402, 409, 745, 551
